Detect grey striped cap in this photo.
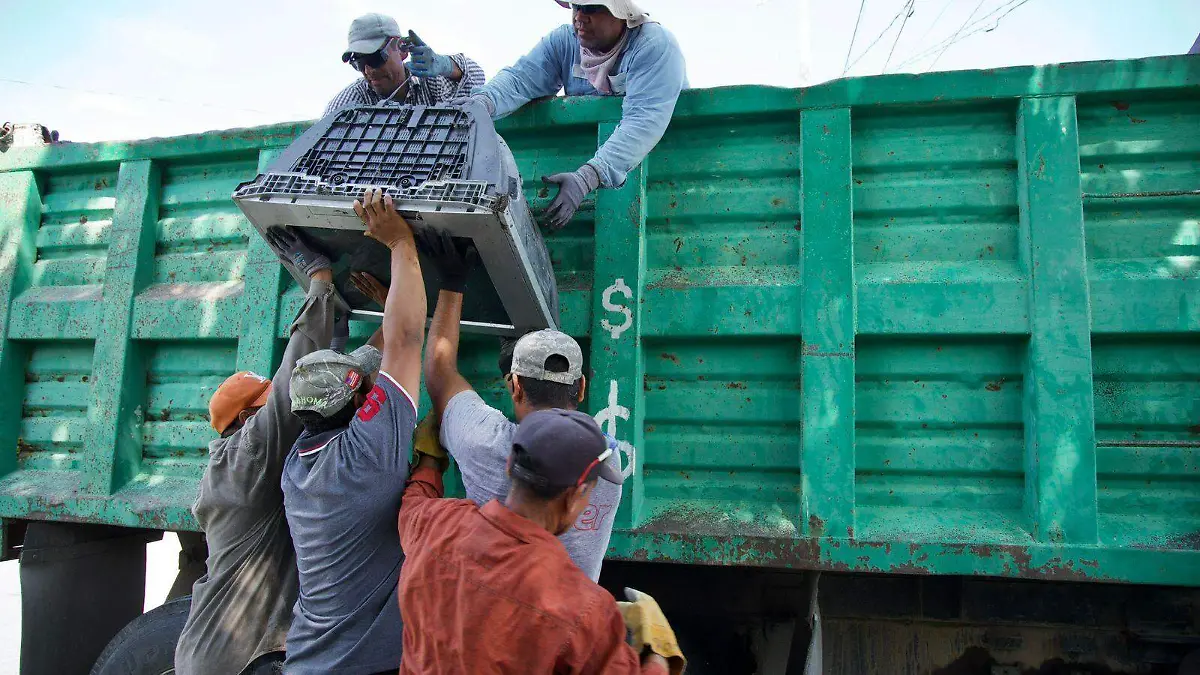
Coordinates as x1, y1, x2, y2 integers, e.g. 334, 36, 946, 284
510, 329, 583, 385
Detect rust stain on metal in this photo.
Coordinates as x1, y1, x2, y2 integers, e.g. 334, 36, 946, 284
808, 514, 825, 537
985, 378, 1006, 392
969, 544, 994, 558
1110, 100, 1131, 111
659, 352, 680, 364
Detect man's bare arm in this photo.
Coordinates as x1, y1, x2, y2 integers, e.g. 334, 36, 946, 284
354, 188, 425, 397
424, 289, 473, 417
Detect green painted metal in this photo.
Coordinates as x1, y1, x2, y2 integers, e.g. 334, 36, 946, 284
1, 55, 1198, 585
800, 107, 856, 539
588, 122, 648, 530
1016, 97, 1099, 544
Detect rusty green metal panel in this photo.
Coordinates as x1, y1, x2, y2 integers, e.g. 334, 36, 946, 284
85, 159, 159, 495
800, 107, 856, 540
588, 122, 647, 529
1, 55, 1198, 585
0, 171, 40, 480
1016, 96, 1099, 545
236, 149, 288, 376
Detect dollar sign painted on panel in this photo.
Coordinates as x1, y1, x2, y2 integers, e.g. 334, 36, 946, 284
600, 277, 633, 340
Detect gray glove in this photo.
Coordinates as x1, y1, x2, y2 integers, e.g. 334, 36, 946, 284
449, 94, 495, 119
407, 31, 454, 79
264, 226, 330, 276
542, 164, 601, 231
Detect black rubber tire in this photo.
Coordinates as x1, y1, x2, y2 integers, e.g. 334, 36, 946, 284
89, 596, 191, 675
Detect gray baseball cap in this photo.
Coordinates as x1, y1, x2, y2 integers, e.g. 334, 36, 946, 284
290, 345, 382, 417
341, 13, 400, 61
510, 329, 583, 385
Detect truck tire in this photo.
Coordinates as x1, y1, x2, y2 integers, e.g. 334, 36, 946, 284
89, 597, 191, 675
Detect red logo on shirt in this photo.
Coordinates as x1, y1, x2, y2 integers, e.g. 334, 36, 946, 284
356, 384, 388, 422
575, 503, 613, 532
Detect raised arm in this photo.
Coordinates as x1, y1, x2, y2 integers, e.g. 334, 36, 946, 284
472, 25, 572, 119
354, 188, 425, 397
241, 229, 337, 471
418, 230, 477, 417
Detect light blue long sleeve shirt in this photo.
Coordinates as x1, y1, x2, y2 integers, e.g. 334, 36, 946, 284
475, 23, 688, 188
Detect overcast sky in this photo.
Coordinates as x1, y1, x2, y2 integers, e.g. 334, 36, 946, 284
2, 0, 1197, 142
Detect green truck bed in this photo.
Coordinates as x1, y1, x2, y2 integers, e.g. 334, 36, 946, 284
1, 54, 1197, 586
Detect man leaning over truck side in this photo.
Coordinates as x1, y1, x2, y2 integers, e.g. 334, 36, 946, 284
456, 0, 687, 231
397, 408, 685, 674
279, 188, 426, 675
175, 228, 343, 675
420, 230, 622, 582
324, 13, 486, 116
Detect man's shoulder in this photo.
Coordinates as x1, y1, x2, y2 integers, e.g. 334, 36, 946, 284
324, 79, 373, 115
536, 563, 617, 629
631, 22, 682, 54
205, 433, 236, 460
444, 391, 514, 436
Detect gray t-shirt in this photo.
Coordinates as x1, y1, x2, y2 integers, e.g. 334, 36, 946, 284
440, 390, 624, 581
281, 372, 417, 675
175, 280, 336, 675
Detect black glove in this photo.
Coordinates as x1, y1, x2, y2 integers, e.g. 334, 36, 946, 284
416, 228, 479, 293
265, 226, 331, 276
542, 164, 601, 231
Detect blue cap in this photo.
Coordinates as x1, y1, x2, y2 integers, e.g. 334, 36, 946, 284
511, 409, 624, 489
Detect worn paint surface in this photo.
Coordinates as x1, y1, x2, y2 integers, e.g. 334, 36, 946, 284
1, 55, 1198, 585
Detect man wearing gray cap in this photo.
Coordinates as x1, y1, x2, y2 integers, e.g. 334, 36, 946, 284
279, 188, 429, 674
420, 233, 623, 582
456, 1, 686, 231
324, 13, 486, 116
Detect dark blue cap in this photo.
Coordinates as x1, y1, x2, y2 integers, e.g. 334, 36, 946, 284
511, 408, 624, 489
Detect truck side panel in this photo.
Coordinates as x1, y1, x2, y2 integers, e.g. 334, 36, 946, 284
1, 55, 1197, 585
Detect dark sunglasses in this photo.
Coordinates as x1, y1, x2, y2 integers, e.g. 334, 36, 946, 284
347, 38, 410, 71
571, 4, 607, 15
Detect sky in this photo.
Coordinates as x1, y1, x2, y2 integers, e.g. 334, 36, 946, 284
1, 0, 1198, 143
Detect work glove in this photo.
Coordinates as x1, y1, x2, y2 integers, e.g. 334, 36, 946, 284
413, 412, 449, 471
406, 31, 454, 79
542, 164, 601, 232
449, 94, 496, 119
616, 587, 685, 675
265, 226, 331, 276
416, 228, 479, 294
